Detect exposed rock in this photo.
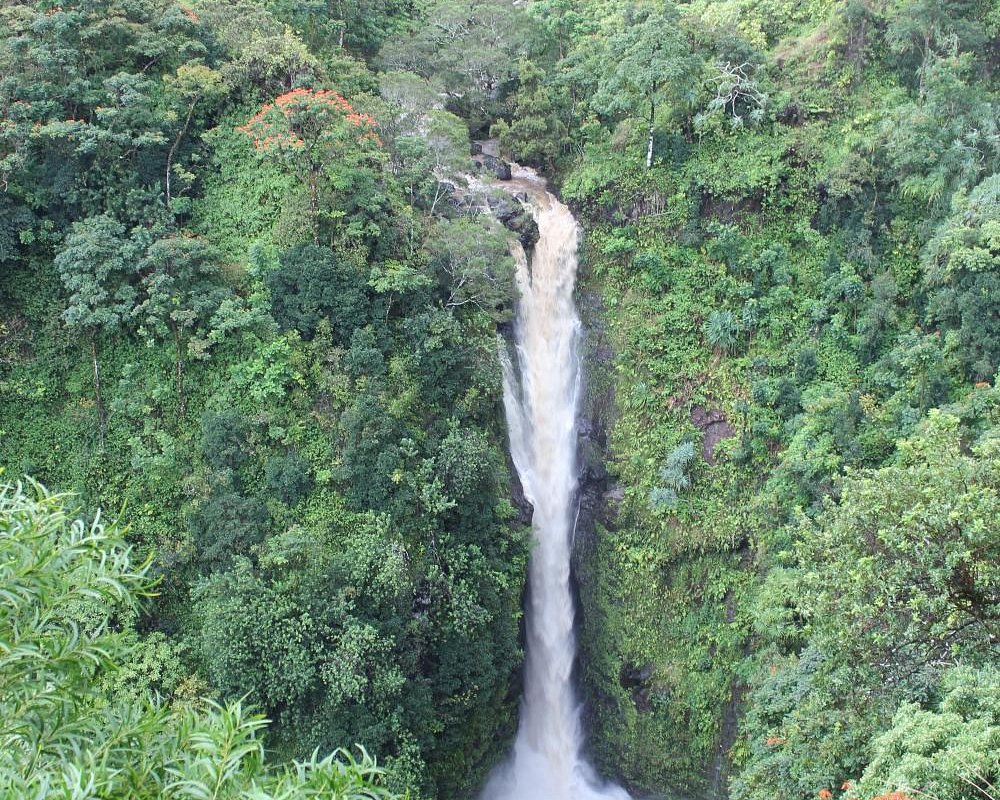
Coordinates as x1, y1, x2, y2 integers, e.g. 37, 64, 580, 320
494, 159, 513, 181
620, 662, 656, 712
620, 661, 654, 689
699, 191, 762, 225
602, 484, 624, 506
499, 331, 534, 527
599, 487, 625, 524
777, 101, 807, 126
508, 452, 534, 527
480, 153, 513, 181
478, 138, 500, 158
487, 194, 540, 251
691, 405, 735, 464
511, 213, 539, 250
489, 196, 519, 224
578, 421, 607, 484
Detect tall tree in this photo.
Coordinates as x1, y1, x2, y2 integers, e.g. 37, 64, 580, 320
594, 4, 701, 168
237, 87, 387, 248
422, 217, 515, 319
54, 214, 143, 445
136, 235, 231, 415
378, 0, 532, 128
162, 62, 226, 210
922, 174, 1000, 380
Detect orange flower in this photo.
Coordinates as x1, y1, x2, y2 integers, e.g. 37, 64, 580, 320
237, 88, 379, 152
764, 736, 785, 746
818, 790, 833, 800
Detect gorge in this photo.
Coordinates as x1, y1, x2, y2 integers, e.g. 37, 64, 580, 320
484, 166, 629, 800
2, 1, 998, 798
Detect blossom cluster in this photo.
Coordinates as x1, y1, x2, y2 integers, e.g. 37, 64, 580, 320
236, 88, 379, 152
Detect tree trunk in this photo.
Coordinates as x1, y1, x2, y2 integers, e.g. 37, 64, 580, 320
646, 99, 656, 169
919, 32, 932, 101
173, 326, 186, 418
166, 101, 197, 208
308, 167, 320, 244
91, 336, 105, 448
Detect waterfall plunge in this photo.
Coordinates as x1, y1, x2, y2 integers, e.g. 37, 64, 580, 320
483, 166, 630, 800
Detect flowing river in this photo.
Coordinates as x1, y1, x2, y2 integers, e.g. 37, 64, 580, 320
482, 165, 630, 800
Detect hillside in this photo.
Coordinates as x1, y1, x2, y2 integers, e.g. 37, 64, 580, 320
1, 1, 999, 799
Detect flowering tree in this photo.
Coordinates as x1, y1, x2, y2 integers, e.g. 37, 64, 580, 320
237, 88, 384, 245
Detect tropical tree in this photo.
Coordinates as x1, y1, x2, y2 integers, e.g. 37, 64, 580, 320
0, 479, 400, 799
162, 62, 226, 210
856, 666, 1000, 800
735, 410, 1000, 800
879, 51, 1000, 208
594, 4, 701, 167
54, 214, 144, 444
886, 0, 986, 91
237, 87, 386, 246
136, 235, 231, 415
796, 410, 1000, 665
491, 59, 569, 171
266, 243, 371, 343
378, 0, 532, 127
922, 174, 1000, 380
422, 217, 515, 318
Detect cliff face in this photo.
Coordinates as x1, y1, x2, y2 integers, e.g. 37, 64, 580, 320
569, 218, 750, 800
571, 244, 631, 791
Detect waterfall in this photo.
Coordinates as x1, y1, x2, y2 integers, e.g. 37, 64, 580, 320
483, 165, 630, 800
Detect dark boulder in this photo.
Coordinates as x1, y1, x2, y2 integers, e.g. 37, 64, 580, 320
488, 194, 540, 251
482, 154, 512, 181
489, 196, 519, 224
507, 212, 539, 250
777, 102, 807, 126
620, 662, 656, 712
620, 662, 655, 689
691, 405, 735, 464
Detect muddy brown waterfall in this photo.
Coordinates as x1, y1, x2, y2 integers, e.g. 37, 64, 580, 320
483, 165, 630, 800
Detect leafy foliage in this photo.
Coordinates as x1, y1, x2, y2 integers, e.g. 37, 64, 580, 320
267, 243, 370, 342
5, 0, 1000, 798
649, 441, 696, 511
923, 175, 1000, 380
0, 480, 400, 799
0, 1, 526, 794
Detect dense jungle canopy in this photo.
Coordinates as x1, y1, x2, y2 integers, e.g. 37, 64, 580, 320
0, 0, 998, 798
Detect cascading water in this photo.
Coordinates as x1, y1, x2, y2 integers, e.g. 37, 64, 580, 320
483, 165, 630, 800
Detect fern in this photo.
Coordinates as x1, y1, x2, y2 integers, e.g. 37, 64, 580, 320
649, 441, 696, 511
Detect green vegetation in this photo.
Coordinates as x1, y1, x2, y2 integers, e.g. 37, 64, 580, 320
1, 2, 526, 796
2, 0, 999, 798
0, 480, 398, 798
504, 2, 1000, 797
